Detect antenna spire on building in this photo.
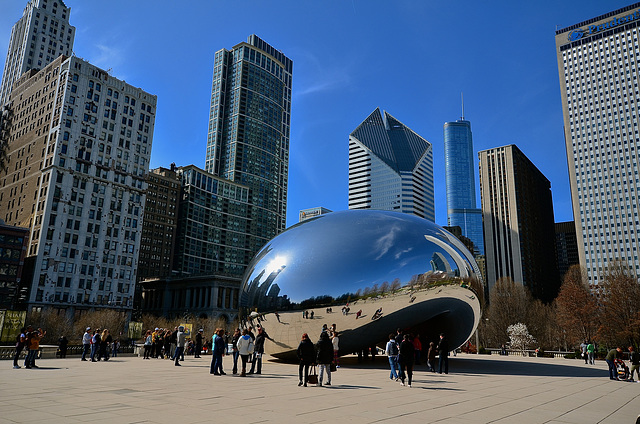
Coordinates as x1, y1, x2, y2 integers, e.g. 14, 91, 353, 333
461, 92, 465, 120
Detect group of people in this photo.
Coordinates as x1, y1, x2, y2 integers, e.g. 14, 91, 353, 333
13, 326, 46, 369
81, 327, 115, 362
580, 340, 597, 365
605, 346, 640, 381
385, 330, 449, 387
296, 326, 339, 387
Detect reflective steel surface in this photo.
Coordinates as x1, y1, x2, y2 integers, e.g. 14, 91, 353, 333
239, 210, 482, 360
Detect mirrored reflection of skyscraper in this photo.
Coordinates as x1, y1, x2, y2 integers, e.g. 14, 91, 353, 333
205, 35, 292, 252
444, 113, 483, 255
348, 108, 434, 221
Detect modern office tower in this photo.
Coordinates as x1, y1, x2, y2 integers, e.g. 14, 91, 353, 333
172, 165, 251, 277
555, 221, 580, 281
348, 108, 435, 221
0, 55, 156, 313
479, 145, 560, 302
205, 35, 292, 253
444, 116, 484, 255
137, 166, 180, 282
139, 165, 249, 319
0, 0, 75, 106
0, 221, 29, 310
299, 206, 332, 222
555, 4, 640, 290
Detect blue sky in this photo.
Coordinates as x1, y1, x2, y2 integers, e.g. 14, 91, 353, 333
0, 0, 631, 228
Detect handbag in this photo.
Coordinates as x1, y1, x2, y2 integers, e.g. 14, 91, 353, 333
307, 365, 318, 384
330, 362, 337, 372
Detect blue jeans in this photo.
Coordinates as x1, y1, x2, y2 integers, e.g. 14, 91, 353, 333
606, 359, 616, 379
25, 349, 38, 367
388, 356, 399, 379
81, 344, 90, 360
174, 346, 184, 365
90, 344, 97, 360
233, 351, 239, 373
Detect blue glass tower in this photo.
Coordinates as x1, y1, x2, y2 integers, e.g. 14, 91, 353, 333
443, 115, 484, 255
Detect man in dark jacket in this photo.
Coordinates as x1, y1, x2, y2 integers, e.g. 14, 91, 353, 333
399, 334, 415, 387
605, 347, 622, 380
297, 333, 315, 386
250, 326, 271, 374
316, 331, 333, 386
195, 329, 203, 358
437, 333, 449, 374
628, 346, 640, 382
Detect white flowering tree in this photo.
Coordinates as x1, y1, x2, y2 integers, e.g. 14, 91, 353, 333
507, 323, 536, 355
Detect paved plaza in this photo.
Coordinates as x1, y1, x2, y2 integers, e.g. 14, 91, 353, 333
1, 352, 638, 423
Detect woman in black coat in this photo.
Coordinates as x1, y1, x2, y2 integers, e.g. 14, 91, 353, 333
296, 333, 315, 387
399, 334, 415, 387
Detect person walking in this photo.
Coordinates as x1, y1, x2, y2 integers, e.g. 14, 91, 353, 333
195, 329, 204, 358
628, 346, 640, 382
580, 340, 588, 364
81, 327, 91, 361
437, 333, 449, 374
210, 328, 226, 375
58, 335, 68, 359
174, 326, 190, 366
297, 333, 315, 387
316, 331, 333, 386
605, 347, 622, 380
399, 334, 415, 387
236, 329, 254, 377
143, 330, 152, 359
385, 333, 400, 381
587, 341, 596, 365
427, 341, 437, 372
13, 327, 27, 369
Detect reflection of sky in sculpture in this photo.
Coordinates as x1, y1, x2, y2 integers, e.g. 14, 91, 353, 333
240, 210, 479, 309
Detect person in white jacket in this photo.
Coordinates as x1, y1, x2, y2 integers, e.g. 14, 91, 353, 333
236, 329, 254, 377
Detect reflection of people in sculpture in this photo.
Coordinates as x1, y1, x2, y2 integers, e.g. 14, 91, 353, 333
310, 311, 314, 319
275, 311, 280, 323
356, 310, 362, 319
371, 308, 383, 320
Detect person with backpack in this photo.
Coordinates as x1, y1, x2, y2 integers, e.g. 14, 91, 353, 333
385, 333, 399, 381
13, 327, 27, 369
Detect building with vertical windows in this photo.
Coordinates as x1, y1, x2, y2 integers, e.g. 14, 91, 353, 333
555, 221, 580, 281
0, 222, 29, 310
479, 145, 560, 302
444, 117, 483, 255
0, 0, 75, 106
205, 35, 292, 253
555, 4, 640, 290
348, 108, 435, 221
0, 54, 156, 314
137, 166, 180, 282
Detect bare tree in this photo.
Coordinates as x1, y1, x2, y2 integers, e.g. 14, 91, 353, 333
485, 277, 530, 347
555, 265, 599, 348
597, 261, 640, 347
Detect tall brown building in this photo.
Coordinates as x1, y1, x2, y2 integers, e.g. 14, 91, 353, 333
137, 166, 180, 281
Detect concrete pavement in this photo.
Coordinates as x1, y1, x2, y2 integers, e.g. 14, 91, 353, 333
1, 353, 638, 423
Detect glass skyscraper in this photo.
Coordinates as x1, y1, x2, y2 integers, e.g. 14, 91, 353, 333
444, 119, 483, 255
348, 108, 434, 221
205, 35, 292, 253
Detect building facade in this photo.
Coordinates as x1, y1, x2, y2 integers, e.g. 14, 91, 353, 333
0, 55, 156, 313
0, 222, 29, 310
172, 165, 251, 278
555, 4, 640, 289
348, 108, 435, 221
205, 35, 292, 251
137, 166, 180, 282
444, 118, 483, 255
1, 0, 75, 106
479, 145, 560, 302
555, 221, 580, 281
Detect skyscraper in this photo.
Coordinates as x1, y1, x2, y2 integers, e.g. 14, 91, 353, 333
348, 108, 435, 221
0, 55, 156, 312
444, 110, 484, 255
555, 4, 640, 290
0, 0, 75, 106
205, 35, 292, 252
479, 145, 560, 302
